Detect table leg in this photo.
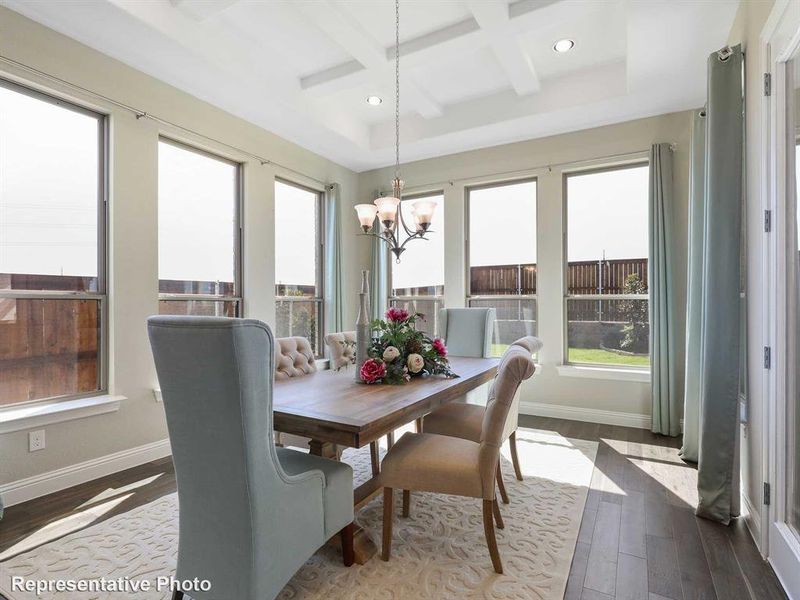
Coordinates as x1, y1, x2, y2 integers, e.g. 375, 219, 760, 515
310, 437, 379, 564
308, 439, 337, 459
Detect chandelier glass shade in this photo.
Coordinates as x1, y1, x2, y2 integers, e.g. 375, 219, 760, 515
352, 0, 438, 262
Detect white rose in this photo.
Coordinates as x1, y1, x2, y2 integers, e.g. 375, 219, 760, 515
407, 353, 424, 374
383, 346, 400, 362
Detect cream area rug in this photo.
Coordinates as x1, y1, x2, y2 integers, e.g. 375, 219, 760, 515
0, 429, 597, 600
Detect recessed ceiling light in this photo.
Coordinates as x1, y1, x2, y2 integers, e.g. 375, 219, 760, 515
553, 39, 575, 53
366, 95, 383, 106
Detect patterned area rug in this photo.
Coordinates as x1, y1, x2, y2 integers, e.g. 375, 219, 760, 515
0, 429, 597, 600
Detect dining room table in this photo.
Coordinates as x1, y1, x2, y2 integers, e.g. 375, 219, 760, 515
272, 355, 499, 563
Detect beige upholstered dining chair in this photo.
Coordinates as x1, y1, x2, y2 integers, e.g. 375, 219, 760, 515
379, 344, 536, 574
324, 331, 356, 370
273, 337, 320, 450
422, 336, 542, 504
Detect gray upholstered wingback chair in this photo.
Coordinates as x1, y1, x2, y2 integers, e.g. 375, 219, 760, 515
438, 307, 496, 358
147, 316, 355, 600
423, 336, 542, 503
380, 344, 536, 574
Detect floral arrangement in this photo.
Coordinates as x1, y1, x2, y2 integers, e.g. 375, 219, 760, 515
359, 307, 458, 385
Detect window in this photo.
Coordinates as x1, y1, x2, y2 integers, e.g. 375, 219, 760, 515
274, 179, 323, 355
0, 80, 106, 407
565, 163, 650, 368
466, 179, 537, 357
158, 139, 241, 317
389, 192, 444, 337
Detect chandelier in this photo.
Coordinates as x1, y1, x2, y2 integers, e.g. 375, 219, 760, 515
353, 0, 437, 262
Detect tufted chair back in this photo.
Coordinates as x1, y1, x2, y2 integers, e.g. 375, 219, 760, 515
274, 337, 317, 380
478, 345, 536, 498
324, 331, 356, 370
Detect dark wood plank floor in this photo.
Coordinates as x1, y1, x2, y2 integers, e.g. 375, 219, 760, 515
0, 416, 788, 600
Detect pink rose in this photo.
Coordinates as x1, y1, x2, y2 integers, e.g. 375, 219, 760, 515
385, 307, 410, 322
360, 358, 386, 384
407, 353, 424, 374
432, 338, 447, 357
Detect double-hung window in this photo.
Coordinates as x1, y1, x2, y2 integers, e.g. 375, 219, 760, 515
0, 80, 106, 406
565, 163, 650, 368
389, 192, 444, 337
158, 139, 242, 317
274, 179, 323, 356
466, 179, 537, 357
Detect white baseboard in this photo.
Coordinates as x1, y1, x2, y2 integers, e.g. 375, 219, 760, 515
0, 438, 171, 508
520, 401, 652, 429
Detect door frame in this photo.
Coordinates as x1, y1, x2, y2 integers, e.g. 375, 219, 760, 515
763, 0, 800, 596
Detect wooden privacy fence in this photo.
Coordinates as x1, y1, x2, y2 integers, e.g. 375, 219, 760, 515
470, 258, 648, 295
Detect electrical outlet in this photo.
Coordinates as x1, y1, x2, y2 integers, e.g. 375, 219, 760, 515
29, 429, 45, 452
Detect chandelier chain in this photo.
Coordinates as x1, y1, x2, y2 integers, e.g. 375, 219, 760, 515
394, 0, 400, 180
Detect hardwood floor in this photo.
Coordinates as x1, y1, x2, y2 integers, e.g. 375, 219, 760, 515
0, 416, 788, 600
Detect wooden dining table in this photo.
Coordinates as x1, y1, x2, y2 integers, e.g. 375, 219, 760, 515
273, 355, 499, 563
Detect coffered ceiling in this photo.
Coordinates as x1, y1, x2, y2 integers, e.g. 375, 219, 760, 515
2, 0, 740, 172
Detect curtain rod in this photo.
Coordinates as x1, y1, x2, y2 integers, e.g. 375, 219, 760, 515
391, 145, 673, 194
0, 53, 327, 186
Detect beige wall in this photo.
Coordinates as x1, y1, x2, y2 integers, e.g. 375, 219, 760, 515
727, 0, 775, 550
0, 7, 363, 485
358, 112, 692, 419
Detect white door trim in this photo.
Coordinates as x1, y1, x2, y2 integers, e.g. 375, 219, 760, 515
762, 1, 800, 594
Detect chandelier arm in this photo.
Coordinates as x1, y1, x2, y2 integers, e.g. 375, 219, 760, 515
397, 201, 416, 238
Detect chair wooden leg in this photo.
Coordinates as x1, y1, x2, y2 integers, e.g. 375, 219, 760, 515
496, 460, 509, 504
382, 487, 394, 561
402, 490, 411, 518
492, 497, 505, 529
509, 431, 523, 481
172, 591, 185, 600
482, 500, 503, 574
340, 522, 355, 566
370, 441, 381, 477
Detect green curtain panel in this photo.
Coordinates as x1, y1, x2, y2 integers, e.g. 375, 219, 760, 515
370, 208, 388, 320
680, 109, 707, 463
650, 143, 681, 437
324, 183, 344, 334
696, 45, 744, 524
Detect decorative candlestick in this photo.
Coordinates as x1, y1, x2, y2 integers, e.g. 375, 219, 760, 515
355, 270, 371, 382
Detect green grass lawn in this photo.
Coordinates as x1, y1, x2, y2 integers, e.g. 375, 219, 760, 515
491, 343, 649, 368
568, 347, 650, 367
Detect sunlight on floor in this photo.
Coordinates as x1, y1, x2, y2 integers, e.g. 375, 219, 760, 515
507, 427, 598, 486
75, 474, 164, 510
0, 493, 135, 561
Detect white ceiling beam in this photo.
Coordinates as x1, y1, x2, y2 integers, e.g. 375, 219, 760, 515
466, 1, 540, 96
168, 0, 240, 22
295, 0, 443, 119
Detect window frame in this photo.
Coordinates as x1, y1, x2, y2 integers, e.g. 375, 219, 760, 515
157, 136, 244, 317
465, 177, 538, 356
562, 160, 650, 370
0, 77, 109, 407
388, 189, 445, 337
274, 177, 325, 356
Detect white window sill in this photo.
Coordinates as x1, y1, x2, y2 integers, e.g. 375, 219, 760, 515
556, 364, 651, 383
0, 394, 124, 434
